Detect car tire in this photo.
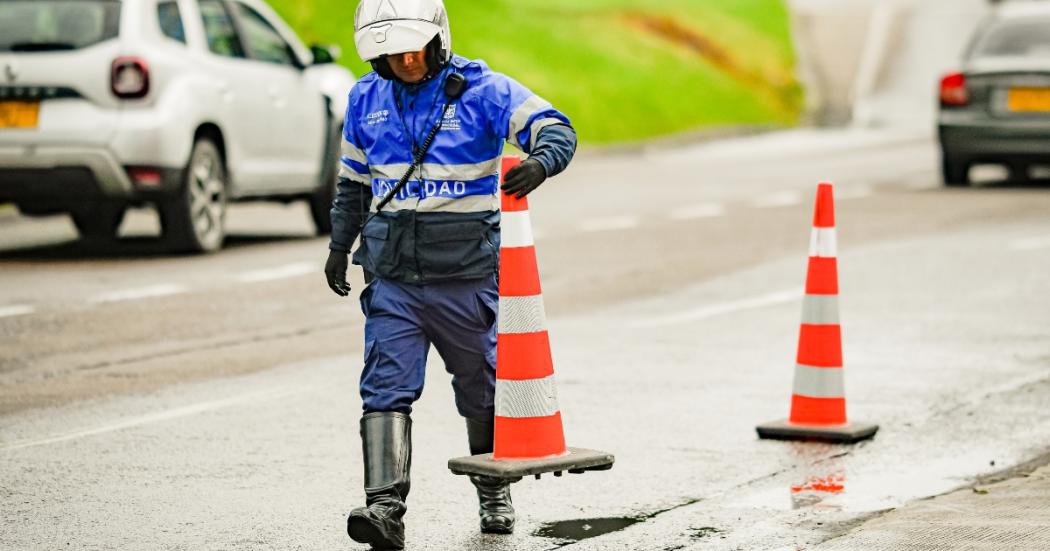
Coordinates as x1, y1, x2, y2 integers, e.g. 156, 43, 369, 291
942, 155, 969, 187
1008, 162, 1031, 184
160, 138, 227, 253
71, 202, 126, 241
309, 119, 340, 236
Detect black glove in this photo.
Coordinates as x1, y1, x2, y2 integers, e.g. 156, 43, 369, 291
325, 250, 350, 297
501, 158, 547, 198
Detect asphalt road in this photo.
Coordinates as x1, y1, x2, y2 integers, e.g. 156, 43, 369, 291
2, 129, 1049, 550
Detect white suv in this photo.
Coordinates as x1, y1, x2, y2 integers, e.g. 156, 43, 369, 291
0, 0, 355, 252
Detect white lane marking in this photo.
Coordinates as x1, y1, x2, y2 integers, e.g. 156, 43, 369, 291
0, 304, 35, 319
836, 186, 873, 201
236, 262, 316, 283
0, 387, 306, 452
1010, 236, 1050, 252
631, 288, 801, 328
578, 215, 639, 233
670, 203, 725, 220
752, 191, 803, 209
88, 284, 187, 304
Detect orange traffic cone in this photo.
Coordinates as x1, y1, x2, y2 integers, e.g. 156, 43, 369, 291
756, 183, 878, 443
448, 156, 614, 480
493, 159, 566, 459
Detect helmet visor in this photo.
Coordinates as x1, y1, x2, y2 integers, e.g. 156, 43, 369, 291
355, 19, 441, 62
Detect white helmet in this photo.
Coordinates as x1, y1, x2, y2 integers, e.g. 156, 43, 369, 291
354, 0, 452, 64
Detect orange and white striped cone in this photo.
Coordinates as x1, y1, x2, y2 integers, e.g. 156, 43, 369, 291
756, 183, 878, 443
493, 159, 566, 459
448, 156, 614, 481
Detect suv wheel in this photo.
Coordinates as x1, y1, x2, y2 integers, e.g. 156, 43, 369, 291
942, 154, 969, 187
161, 138, 227, 253
1008, 162, 1031, 184
71, 202, 126, 241
308, 120, 340, 236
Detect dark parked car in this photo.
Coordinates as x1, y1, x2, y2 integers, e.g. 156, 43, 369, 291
938, 2, 1050, 186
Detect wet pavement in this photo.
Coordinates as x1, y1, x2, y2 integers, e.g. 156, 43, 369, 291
2, 129, 1049, 549
817, 460, 1050, 550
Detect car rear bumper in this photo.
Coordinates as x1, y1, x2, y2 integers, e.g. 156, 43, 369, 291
0, 145, 134, 197
939, 119, 1050, 159
0, 145, 183, 210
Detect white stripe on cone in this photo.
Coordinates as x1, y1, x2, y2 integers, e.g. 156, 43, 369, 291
501, 210, 535, 248
495, 375, 560, 418
792, 364, 846, 398
498, 295, 548, 334
800, 295, 840, 325
809, 228, 838, 258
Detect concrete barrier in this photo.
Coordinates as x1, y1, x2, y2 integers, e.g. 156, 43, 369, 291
788, 0, 989, 132
787, 0, 876, 126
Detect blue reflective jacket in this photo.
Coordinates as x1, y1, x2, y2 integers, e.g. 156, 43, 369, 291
329, 55, 576, 284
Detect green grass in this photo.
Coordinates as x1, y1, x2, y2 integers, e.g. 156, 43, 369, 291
271, 0, 802, 144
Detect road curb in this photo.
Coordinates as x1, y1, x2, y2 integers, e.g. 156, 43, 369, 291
816, 452, 1050, 549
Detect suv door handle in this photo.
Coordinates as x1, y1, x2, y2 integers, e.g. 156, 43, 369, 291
268, 86, 286, 108
218, 83, 233, 102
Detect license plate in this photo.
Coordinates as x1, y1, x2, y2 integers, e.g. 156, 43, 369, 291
1007, 87, 1050, 112
0, 100, 40, 129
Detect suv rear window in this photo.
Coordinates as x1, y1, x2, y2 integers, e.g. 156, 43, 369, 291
972, 18, 1050, 58
0, 1, 121, 52
199, 0, 245, 58
157, 1, 186, 44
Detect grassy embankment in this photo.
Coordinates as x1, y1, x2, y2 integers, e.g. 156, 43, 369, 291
271, 0, 802, 144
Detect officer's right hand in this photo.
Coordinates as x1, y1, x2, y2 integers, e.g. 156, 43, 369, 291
325, 250, 351, 297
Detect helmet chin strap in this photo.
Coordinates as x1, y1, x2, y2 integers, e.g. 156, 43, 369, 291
415, 61, 447, 85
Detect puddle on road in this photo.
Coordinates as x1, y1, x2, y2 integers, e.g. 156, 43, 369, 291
689, 526, 725, 540
534, 517, 643, 542
534, 498, 708, 545
788, 443, 847, 511
790, 469, 846, 510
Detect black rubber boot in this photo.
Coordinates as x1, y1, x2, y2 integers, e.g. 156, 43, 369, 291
347, 412, 411, 550
466, 417, 516, 534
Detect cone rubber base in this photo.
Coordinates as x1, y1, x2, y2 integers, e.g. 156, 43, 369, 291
756, 419, 878, 444
448, 447, 614, 482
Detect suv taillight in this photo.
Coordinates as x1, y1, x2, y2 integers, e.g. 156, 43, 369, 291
111, 57, 150, 99
940, 72, 968, 107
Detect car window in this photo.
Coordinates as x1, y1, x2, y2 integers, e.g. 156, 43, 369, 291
231, 2, 297, 66
198, 0, 245, 58
0, 0, 121, 52
157, 1, 185, 44
972, 18, 1050, 58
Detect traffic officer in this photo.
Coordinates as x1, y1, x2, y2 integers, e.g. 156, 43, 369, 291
323, 0, 577, 548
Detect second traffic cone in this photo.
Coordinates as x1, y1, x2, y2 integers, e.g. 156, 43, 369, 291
756, 183, 878, 444
448, 156, 614, 481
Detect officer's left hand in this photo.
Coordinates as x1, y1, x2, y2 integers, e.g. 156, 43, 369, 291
501, 158, 547, 199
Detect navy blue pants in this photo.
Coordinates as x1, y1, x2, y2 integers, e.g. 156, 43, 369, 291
358, 276, 498, 419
